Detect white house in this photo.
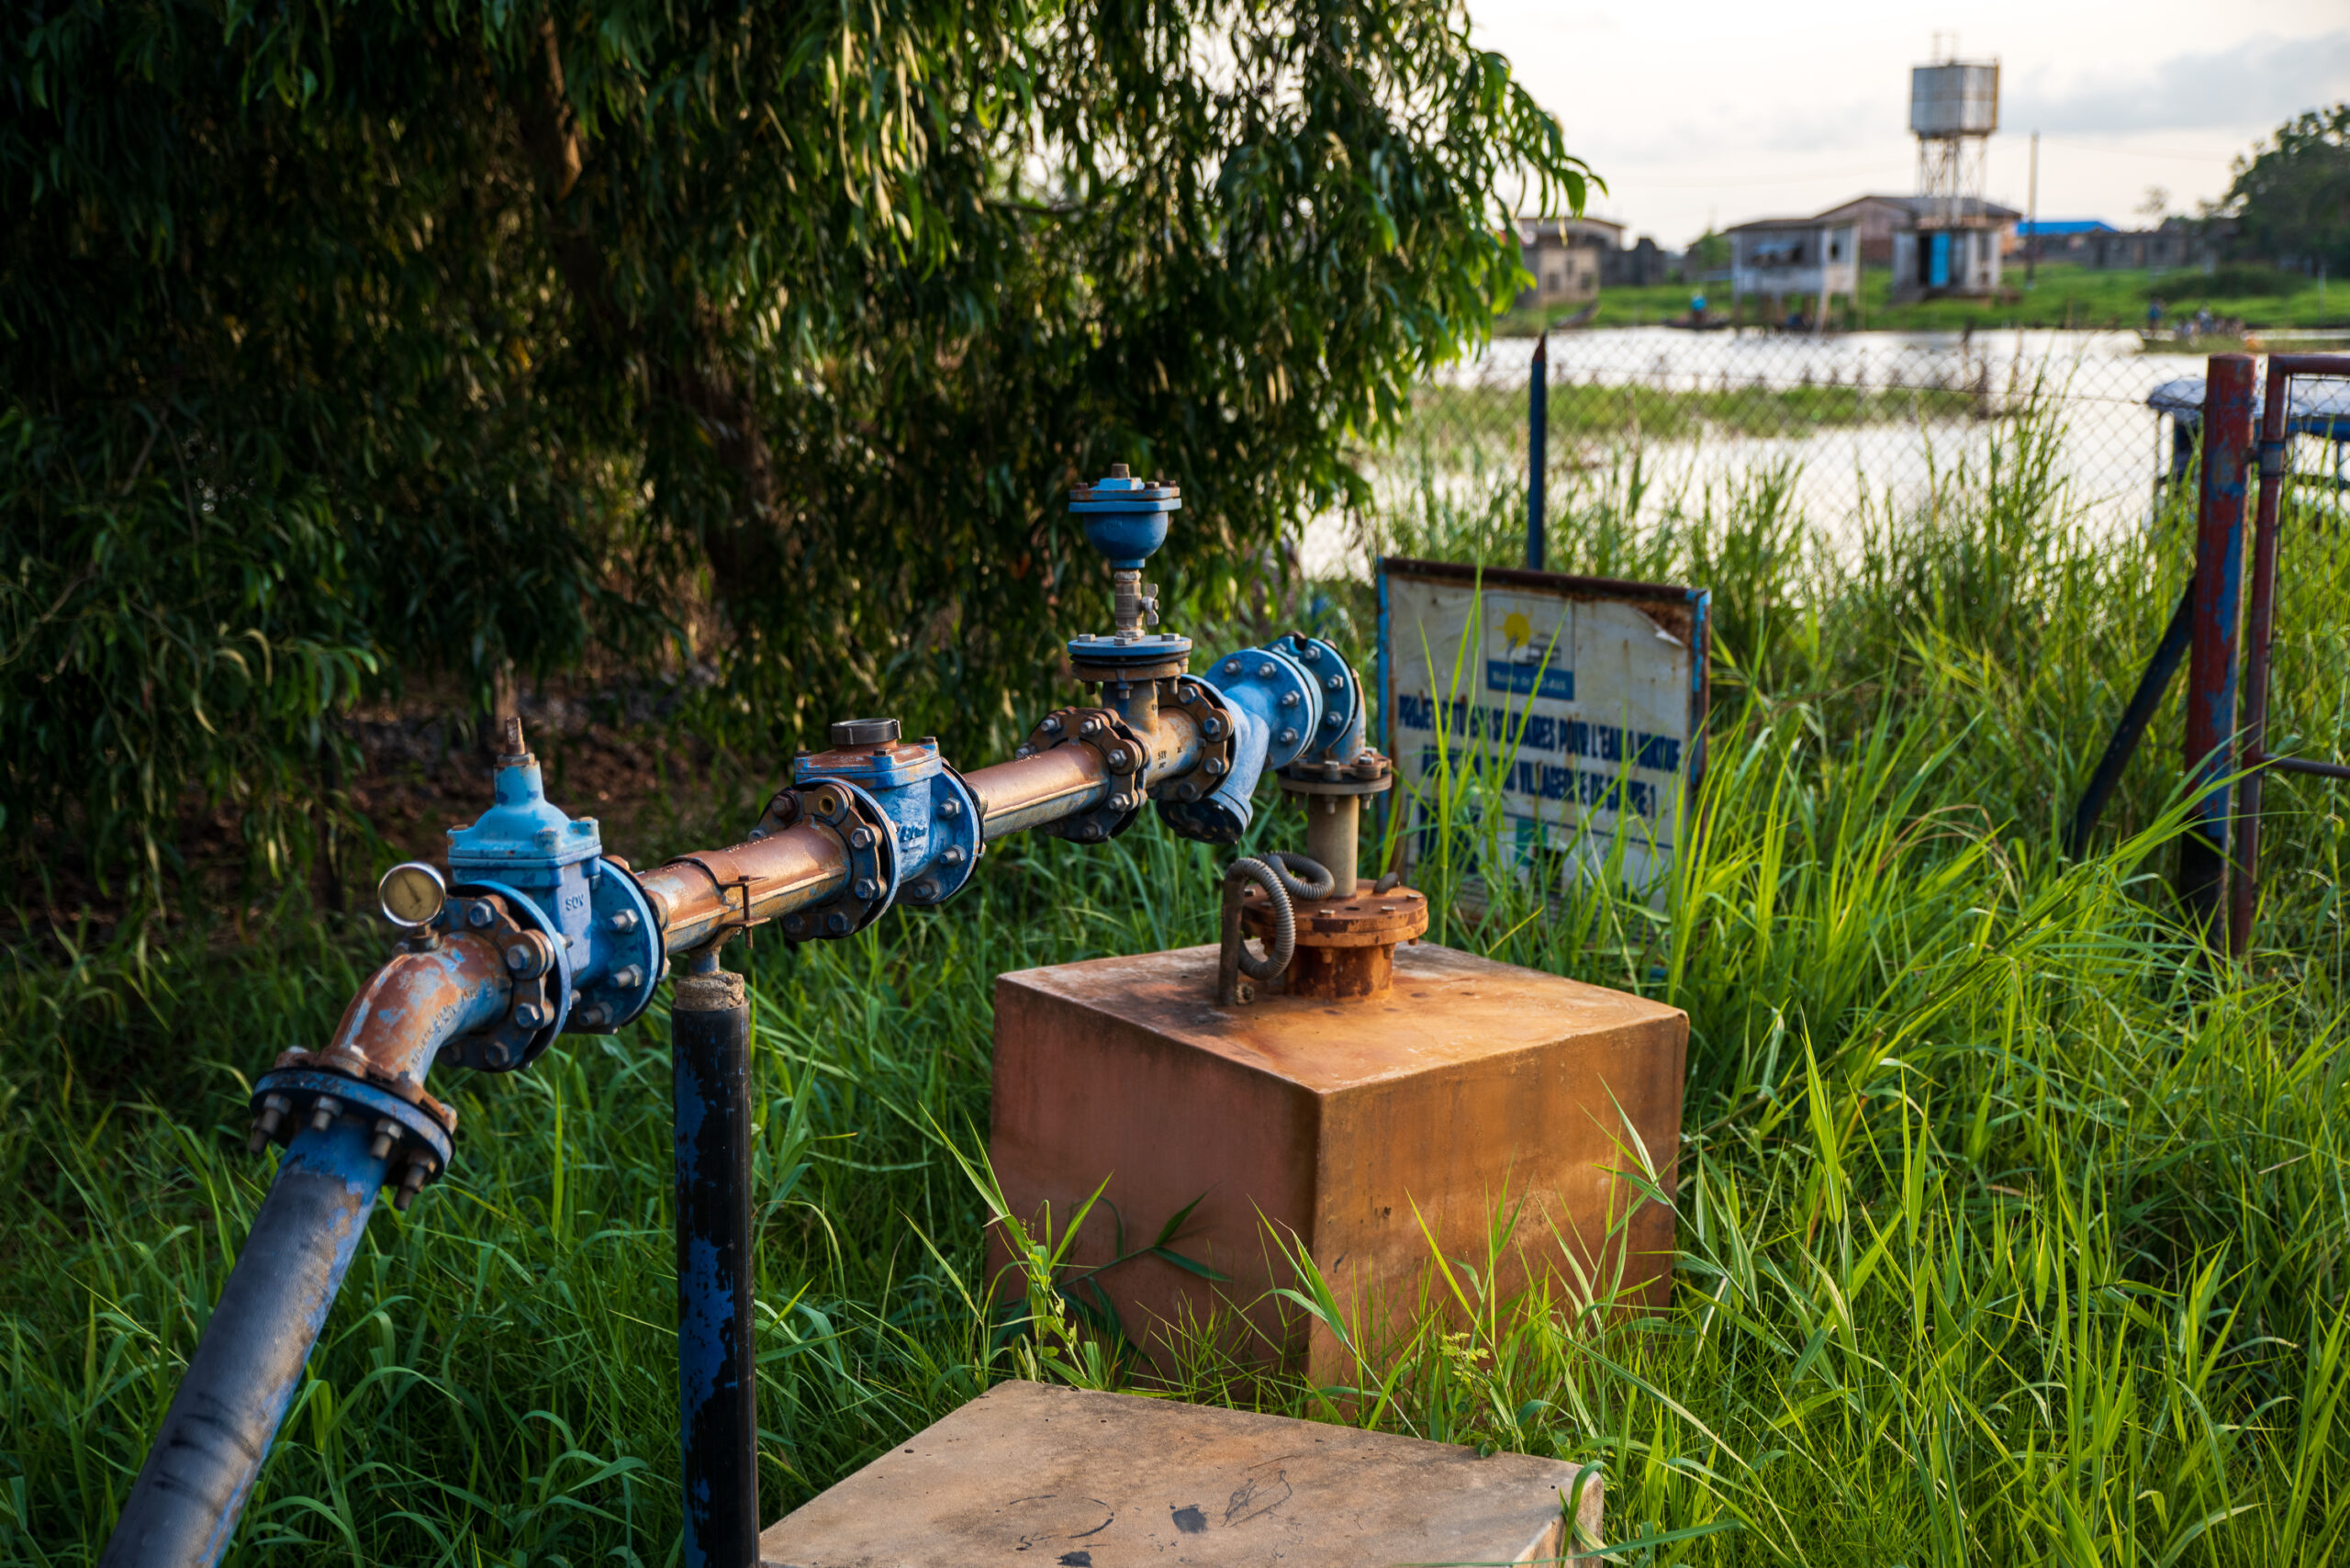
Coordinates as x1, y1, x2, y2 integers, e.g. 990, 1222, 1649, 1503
1725, 218, 1860, 318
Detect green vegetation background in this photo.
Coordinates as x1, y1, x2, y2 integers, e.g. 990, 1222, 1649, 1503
1501, 264, 2350, 335
6, 398, 2348, 1564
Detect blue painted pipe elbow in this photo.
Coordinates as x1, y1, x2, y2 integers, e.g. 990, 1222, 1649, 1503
1158, 642, 1327, 844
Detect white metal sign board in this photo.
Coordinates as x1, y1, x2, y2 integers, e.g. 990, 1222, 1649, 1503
1377, 558, 1709, 893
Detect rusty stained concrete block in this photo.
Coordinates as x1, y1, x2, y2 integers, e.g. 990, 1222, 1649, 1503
989, 943, 1686, 1381
758, 1379, 1604, 1566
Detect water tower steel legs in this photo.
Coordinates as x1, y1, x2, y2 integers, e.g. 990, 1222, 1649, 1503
674, 958, 759, 1568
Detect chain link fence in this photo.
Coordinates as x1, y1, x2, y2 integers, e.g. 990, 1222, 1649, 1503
1307, 328, 2350, 578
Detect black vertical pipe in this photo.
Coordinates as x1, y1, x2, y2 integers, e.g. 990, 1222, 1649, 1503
674, 958, 758, 1568
1527, 329, 1548, 570
2066, 578, 2198, 858
2178, 353, 2254, 939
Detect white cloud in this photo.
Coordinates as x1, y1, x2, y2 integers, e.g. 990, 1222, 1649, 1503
2009, 32, 2350, 135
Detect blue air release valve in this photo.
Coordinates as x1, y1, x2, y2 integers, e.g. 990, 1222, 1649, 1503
1067, 464, 1190, 682
440, 719, 661, 1067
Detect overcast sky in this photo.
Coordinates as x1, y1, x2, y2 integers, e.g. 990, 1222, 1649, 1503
1470, 0, 2350, 246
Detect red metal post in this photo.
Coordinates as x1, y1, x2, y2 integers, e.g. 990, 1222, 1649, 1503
2178, 354, 2255, 942
2228, 353, 2350, 957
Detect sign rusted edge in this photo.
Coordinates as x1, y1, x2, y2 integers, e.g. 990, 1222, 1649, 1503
1372, 554, 1714, 861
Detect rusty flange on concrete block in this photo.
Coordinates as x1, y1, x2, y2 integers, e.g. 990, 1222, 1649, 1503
1239, 880, 1429, 999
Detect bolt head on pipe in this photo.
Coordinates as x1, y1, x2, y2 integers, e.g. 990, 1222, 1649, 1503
466, 902, 495, 929
609, 909, 640, 933
514, 1002, 544, 1028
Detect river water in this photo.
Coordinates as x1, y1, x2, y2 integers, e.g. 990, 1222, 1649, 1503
1304, 327, 2213, 577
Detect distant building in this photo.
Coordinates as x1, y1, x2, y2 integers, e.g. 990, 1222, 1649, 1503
1515, 217, 1624, 308
1602, 235, 1681, 288
1891, 221, 2003, 297
1816, 194, 2020, 266
2079, 218, 2220, 272
1726, 218, 1861, 314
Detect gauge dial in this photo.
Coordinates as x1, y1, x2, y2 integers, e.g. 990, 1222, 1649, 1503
378, 862, 449, 929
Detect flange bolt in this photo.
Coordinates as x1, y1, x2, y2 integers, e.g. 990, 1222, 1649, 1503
466, 902, 495, 929
613, 965, 644, 991
248, 1093, 292, 1155
394, 1159, 432, 1213
308, 1096, 344, 1134
940, 846, 967, 867
514, 1002, 544, 1029
369, 1118, 400, 1161
609, 909, 639, 933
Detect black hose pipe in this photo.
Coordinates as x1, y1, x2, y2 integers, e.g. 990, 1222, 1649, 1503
99, 1120, 391, 1568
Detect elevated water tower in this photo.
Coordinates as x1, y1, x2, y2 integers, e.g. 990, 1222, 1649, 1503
1896, 37, 2004, 297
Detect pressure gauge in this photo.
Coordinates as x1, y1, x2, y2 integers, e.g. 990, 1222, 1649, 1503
378, 861, 449, 930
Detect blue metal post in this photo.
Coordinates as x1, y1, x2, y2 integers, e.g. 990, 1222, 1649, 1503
1527, 330, 1549, 570
2179, 353, 2254, 936
674, 955, 757, 1567
98, 1121, 390, 1568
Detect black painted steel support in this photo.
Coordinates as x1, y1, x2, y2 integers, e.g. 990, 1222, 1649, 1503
674, 956, 758, 1568
2065, 579, 2196, 858
1527, 330, 1549, 571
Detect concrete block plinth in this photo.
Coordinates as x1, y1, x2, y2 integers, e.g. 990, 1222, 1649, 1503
758, 1379, 1605, 1565
988, 942, 1687, 1380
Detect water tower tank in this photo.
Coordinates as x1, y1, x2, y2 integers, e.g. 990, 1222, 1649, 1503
1909, 62, 1999, 137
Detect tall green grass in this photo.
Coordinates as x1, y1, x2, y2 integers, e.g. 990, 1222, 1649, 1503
3, 395, 2347, 1564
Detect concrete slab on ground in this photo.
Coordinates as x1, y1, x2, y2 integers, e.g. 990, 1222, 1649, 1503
758, 1379, 1604, 1566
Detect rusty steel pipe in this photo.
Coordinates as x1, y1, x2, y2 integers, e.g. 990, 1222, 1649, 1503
967, 705, 1203, 841
645, 824, 852, 957
2179, 353, 2254, 940
309, 933, 509, 1094
968, 746, 1112, 840
643, 703, 1204, 953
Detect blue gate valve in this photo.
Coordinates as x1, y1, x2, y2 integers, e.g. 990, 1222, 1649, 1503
438, 720, 663, 1066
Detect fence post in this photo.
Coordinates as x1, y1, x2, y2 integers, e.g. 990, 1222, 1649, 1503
1527, 329, 1547, 571
2177, 353, 2254, 940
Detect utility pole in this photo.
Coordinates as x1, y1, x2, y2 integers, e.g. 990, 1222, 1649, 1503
2025, 130, 2039, 286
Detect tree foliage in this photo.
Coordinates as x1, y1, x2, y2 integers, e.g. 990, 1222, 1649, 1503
1, 0, 1583, 890
2223, 102, 2350, 274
